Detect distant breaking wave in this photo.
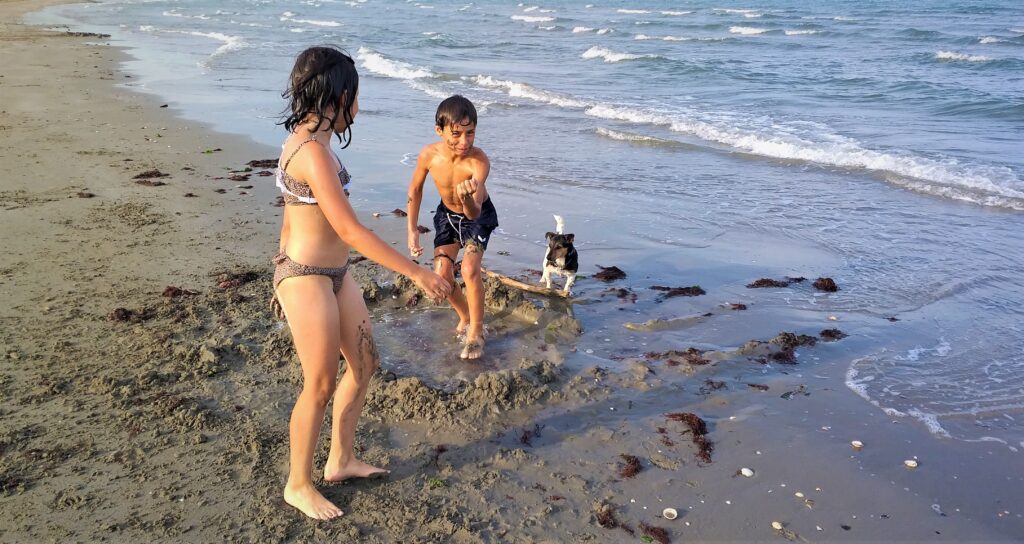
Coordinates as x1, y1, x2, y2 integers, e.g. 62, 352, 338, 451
511, 15, 554, 23
595, 127, 676, 146
785, 29, 820, 35
356, 47, 434, 79
359, 51, 1024, 210
979, 36, 1002, 44
730, 26, 770, 35
936, 50, 992, 62
581, 46, 658, 62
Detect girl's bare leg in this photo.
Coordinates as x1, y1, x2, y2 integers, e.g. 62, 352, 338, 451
324, 273, 389, 481
276, 276, 345, 520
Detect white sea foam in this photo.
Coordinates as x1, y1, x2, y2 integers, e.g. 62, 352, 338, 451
636, 34, 690, 41
356, 47, 434, 79
979, 36, 1002, 44
581, 46, 654, 62
289, 18, 341, 27
785, 29, 819, 35
595, 127, 670, 144
715, 8, 760, 14
936, 50, 992, 62
572, 26, 593, 33
730, 26, 769, 35
538, 25, 556, 30
743, 12, 763, 18
523, 5, 539, 12
661, 11, 692, 16
512, 15, 553, 22
471, 75, 588, 108
617, 9, 650, 14
162, 10, 211, 20
596, 28, 614, 35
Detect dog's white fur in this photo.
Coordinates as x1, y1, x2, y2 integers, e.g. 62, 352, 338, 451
541, 215, 577, 294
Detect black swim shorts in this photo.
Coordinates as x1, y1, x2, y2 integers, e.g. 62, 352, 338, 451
433, 198, 499, 250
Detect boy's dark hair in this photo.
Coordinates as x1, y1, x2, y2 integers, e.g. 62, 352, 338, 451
281, 46, 359, 148
435, 95, 477, 130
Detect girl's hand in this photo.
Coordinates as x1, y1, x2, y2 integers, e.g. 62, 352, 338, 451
413, 268, 451, 302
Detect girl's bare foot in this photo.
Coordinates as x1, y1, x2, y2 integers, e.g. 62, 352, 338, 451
324, 458, 390, 482
460, 336, 485, 360
283, 483, 343, 520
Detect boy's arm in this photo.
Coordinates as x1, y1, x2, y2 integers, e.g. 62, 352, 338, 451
406, 148, 431, 257
456, 154, 491, 220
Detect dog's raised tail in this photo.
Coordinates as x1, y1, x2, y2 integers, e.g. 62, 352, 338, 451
553, 214, 565, 235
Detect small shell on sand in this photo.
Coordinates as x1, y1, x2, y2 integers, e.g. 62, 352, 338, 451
740, 467, 754, 477
662, 508, 678, 520
794, 491, 805, 498
904, 459, 919, 469
851, 440, 864, 450
771, 521, 783, 531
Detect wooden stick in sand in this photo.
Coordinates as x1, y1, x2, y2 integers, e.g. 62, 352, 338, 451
481, 268, 572, 299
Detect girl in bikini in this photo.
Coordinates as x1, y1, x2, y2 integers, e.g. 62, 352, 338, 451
272, 46, 451, 520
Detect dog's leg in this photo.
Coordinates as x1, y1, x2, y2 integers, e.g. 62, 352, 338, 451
563, 273, 576, 295
541, 248, 552, 288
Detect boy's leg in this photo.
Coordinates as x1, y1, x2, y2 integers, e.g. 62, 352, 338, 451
434, 243, 470, 335
274, 276, 345, 520
460, 242, 486, 359
325, 273, 388, 481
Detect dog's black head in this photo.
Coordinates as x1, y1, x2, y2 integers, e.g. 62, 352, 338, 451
546, 232, 578, 270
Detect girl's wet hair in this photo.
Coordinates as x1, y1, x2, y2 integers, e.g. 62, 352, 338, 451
281, 46, 359, 148
435, 95, 477, 130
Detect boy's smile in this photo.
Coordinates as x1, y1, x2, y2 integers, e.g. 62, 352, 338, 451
437, 120, 476, 156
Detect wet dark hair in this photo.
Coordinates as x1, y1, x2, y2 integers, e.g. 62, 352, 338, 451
280, 46, 359, 148
435, 95, 477, 130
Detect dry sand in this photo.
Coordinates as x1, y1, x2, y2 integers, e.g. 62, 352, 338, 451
3, 1, 1024, 543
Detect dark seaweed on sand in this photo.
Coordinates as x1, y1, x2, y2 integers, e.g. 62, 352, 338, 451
646, 348, 709, 366
820, 328, 848, 341
132, 169, 169, 179
247, 159, 277, 168
594, 265, 626, 282
618, 454, 642, 478
813, 277, 839, 292
595, 505, 634, 535
640, 522, 671, 544
746, 277, 790, 288
770, 332, 818, 350
666, 412, 713, 463
650, 285, 706, 301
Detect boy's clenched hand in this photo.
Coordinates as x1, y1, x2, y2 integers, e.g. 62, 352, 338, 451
455, 178, 479, 201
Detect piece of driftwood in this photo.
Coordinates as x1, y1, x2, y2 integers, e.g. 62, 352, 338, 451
481, 268, 572, 299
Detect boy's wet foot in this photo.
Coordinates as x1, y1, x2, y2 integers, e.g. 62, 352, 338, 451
283, 483, 344, 520
323, 459, 390, 482
454, 320, 468, 338
460, 336, 485, 360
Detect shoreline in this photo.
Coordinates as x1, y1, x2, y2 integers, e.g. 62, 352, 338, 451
2, 2, 1023, 542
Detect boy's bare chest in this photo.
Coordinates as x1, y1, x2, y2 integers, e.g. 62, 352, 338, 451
428, 160, 473, 190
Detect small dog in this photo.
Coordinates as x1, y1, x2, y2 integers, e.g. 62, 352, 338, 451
541, 215, 578, 294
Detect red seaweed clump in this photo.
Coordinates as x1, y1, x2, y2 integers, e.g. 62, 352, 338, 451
640, 522, 671, 544
746, 278, 789, 288
813, 277, 839, 292
666, 412, 713, 463
618, 454, 642, 478
594, 265, 627, 282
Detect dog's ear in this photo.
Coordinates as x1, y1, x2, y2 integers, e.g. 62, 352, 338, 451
565, 234, 574, 243
546, 231, 556, 240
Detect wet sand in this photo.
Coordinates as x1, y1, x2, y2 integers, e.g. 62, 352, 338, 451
2, 2, 1023, 542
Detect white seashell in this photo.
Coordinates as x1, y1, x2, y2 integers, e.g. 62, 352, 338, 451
904, 459, 919, 468
828, 315, 838, 321
771, 521, 783, 531
662, 508, 678, 520
851, 440, 864, 450
794, 491, 804, 498
740, 467, 754, 477
372, 212, 382, 217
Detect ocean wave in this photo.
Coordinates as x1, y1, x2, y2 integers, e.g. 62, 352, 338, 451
617, 9, 650, 14
356, 47, 434, 79
785, 29, 820, 36
581, 46, 657, 62
139, 26, 247, 60
635, 34, 690, 41
511, 15, 553, 23
596, 28, 614, 35
661, 11, 693, 16
572, 26, 593, 33
936, 50, 992, 62
584, 103, 1024, 206
523, 5, 539, 12
162, 10, 210, 21
714, 8, 760, 15
595, 127, 675, 146
979, 36, 1002, 44
470, 75, 587, 108
729, 26, 770, 35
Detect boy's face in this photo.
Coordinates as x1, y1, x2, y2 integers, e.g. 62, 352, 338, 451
436, 119, 476, 156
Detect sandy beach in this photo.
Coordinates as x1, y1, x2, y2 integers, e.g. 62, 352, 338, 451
2, 1, 1024, 542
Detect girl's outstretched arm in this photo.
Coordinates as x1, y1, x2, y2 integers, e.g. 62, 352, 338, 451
300, 145, 450, 300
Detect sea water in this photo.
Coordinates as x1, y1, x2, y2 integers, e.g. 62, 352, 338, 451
27, 0, 1024, 446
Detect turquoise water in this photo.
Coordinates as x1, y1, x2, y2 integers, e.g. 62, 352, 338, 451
29, 1, 1024, 446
